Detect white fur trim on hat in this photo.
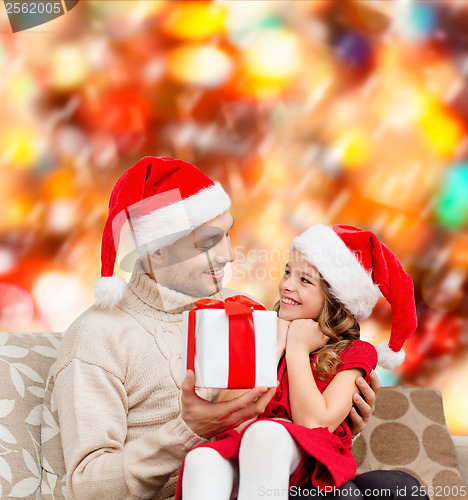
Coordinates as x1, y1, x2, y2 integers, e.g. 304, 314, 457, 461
131, 182, 231, 250
376, 340, 405, 369
291, 225, 382, 321
94, 275, 127, 308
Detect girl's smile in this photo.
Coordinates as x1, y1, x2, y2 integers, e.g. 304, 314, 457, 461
280, 295, 301, 306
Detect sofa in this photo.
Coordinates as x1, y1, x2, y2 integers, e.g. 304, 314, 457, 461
0, 331, 466, 500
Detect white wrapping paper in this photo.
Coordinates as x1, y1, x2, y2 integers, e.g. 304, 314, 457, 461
182, 308, 277, 388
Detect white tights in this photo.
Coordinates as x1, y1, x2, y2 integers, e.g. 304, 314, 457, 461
182, 420, 303, 500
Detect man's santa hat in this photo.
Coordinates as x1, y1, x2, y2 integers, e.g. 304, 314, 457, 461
94, 156, 231, 308
291, 224, 417, 369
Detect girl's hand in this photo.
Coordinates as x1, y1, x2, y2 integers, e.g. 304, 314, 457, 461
286, 319, 329, 355
277, 318, 290, 363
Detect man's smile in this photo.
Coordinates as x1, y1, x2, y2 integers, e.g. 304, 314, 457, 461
204, 268, 225, 281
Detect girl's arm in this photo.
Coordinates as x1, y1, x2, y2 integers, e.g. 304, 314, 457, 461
285, 319, 362, 432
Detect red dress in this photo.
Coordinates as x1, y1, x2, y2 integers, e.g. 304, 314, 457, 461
175, 339, 377, 499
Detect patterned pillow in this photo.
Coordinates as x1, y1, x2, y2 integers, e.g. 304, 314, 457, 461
40, 358, 67, 499
453, 436, 468, 488
352, 386, 465, 500
0, 332, 61, 499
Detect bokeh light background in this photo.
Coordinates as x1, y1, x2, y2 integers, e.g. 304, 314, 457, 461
1, 0, 467, 434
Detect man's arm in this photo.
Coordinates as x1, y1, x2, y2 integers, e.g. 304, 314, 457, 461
55, 359, 208, 500
56, 362, 275, 500
349, 370, 381, 437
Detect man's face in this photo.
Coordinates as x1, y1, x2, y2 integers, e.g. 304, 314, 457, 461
150, 211, 235, 297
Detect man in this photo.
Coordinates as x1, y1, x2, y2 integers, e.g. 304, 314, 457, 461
55, 156, 424, 500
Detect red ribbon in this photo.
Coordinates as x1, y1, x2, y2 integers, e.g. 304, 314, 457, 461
186, 295, 267, 388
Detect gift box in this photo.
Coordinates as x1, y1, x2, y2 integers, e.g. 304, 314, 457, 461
182, 295, 277, 389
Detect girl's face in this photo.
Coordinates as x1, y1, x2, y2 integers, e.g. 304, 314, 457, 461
278, 249, 325, 321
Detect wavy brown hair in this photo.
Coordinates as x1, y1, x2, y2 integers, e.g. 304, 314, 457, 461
274, 275, 360, 380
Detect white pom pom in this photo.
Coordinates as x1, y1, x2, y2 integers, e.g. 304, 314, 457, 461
93, 275, 127, 309
376, 340, 405, 370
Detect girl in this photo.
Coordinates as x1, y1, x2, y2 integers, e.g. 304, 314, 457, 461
176, 224, 417, 500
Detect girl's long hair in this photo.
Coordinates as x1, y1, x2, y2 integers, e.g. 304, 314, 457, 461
274, 276, 360, 380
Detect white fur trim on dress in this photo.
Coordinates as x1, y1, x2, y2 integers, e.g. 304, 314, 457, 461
291, 225, 382, 321
131, 182, 231, 251
376, 340, 405, 370
94, 275, 127, 308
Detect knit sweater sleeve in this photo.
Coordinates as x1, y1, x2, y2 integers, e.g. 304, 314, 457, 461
54, 302, 210, 500
55, 358, 207, 500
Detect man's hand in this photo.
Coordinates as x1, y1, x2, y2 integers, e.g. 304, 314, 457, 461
349, 370, 381, 437
181, 370, 276, 439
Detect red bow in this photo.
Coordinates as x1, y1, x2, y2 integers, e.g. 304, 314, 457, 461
187, 295, 266, 388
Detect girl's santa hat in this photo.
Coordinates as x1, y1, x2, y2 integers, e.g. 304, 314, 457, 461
291, 224, 417, 370
94, 156, 231, 309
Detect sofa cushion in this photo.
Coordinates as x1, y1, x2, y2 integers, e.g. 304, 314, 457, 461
40, 356, 67, 499
352, 386, 466, 500
453, 435, 468, 488
0, 332, 61, 499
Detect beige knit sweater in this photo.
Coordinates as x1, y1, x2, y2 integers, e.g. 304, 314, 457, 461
55, 262, 235, 500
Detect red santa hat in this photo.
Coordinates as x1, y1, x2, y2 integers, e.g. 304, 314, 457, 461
291, 224, 417, 369
94, 156, 231, 308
